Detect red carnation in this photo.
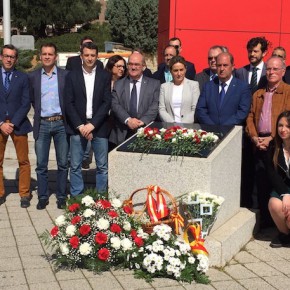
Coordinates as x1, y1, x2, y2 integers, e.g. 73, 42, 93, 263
108, 210, 118, 218
130, 229, 137, 238
95, 232, 108, 245
71, 216, 81, 225
98, 248, 110, 261
79, 224, 91, 236
123, 206, 133, 214
50, 226, 58, 237
134, 237, 144, 247
110, 223, 122, 233
96, 199, 111, 209
69, 236, 79, 248
68, 203, 80, 212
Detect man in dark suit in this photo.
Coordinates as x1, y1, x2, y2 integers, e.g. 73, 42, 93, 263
195, 45, 225, 91
196, 52, 251, 126
65, 36, 104, 71
0, 44, 32, 208
110, 52, 160, 145
64, 42, 112, 196
29, 43, 69, 210
236, 37, 269, 93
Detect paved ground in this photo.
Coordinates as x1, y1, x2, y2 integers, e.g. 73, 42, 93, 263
1, 158, 290, 289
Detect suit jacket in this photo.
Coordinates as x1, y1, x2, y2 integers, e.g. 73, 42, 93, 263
28, 67, 68, 140
195, 77, 251, 126
195, 68, 211, 91
159, 78, 200, 123
153, 61, 196, 84
284, 66, 290, 84
246, 81, 290, 138
0, 68, 32, 135
110, 75, 160, 145
236, 64, 267, 91
64, 67, 112, 138
65, 55, 104, 71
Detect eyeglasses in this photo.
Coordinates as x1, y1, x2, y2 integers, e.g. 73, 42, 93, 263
114, 64, 125, 69
266, 67, 284, 72
128, 63, 142, 67
2, 54, 17, 60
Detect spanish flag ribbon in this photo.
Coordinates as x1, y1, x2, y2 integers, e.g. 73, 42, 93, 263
183, 224, 209, 256
170, 213, 184, 235
146, 185, 169, 222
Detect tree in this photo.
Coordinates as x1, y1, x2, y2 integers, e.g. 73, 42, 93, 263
106, 0, 158, 54
9, 0, 101, 38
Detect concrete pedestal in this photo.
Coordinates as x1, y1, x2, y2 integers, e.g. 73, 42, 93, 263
108, 126, 256, 266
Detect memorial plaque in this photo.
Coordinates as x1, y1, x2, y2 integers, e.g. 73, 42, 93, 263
12, 35, 35, 50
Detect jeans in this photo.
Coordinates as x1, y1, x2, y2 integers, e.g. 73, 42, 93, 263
70, 134, 108, 196
35, 120, 69, 200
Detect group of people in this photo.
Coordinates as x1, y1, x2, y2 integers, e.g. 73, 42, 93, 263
1, 35, 290, 248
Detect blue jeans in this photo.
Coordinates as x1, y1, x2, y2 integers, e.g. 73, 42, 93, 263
35, 120, 69, 200
69, 134, 108, 196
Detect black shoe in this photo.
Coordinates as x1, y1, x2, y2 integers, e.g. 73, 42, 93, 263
82, 160, 90, 170
20, 195, 32, 208
57, 198, 66, 209
0, 195, 6, 206
36, 199, 49, 210
270, 232, 290, 248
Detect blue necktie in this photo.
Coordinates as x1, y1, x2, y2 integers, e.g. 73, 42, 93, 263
129, 80, 138, 118
219, 82, 226, 108
250, 67, 258, 93
4, 71, 11, 92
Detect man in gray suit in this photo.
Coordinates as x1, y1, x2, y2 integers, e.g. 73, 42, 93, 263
110, 52, 160, 145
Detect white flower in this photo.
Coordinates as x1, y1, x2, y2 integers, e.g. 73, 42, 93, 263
121, 238, 133, 251
188, 256, 196, 264
110, 237, 121, 249
197, 254, 209, 273
81, 195, 95, 206
155, 134, 161, 140
123, 221, 131, 231
60, 243, 69, 255
160, 128, 166, 133
55, 215, 66, 227
65, 225, 76, 237
83, 208, 95, 218
96, 218, 110, 230
79, 242, 92, 256
111, 198, 122, 208
172, 137, 177, 143
136, 127, 145, 137
135, 263, 140, 269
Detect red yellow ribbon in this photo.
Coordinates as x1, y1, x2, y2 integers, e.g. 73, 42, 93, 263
170, 213, 184, 235
183, 224, 209, 256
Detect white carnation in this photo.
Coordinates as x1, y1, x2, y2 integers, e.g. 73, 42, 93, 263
96, 218, 110, 230
121, 238, 133, 251
79, 242, 92, 256
81, 195, 95, 206
123, 221, 131, 231
111, 198, 122, 208
55, 215, 66, 227
65, 225, 76, 237
60, 243, 69, 255
110, 237, 121, 249
83, 208, 95, 218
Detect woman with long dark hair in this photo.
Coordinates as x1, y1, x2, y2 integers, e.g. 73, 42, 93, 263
105, 55, 127, 90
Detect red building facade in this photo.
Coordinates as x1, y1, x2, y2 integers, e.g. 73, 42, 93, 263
158, 0, 290, 72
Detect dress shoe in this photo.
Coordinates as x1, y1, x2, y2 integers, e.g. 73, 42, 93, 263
36, 199, 49, 210
20, 195, 32, 208
0, 195, 6, 206
57, 198, 66, 209
270, 232, 290, 248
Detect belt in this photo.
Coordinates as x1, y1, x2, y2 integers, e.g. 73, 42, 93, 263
41, 115, 63, 122
258, 132, 271, 137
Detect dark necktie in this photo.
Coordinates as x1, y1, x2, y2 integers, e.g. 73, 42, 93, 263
129, 80, 138, 118
219, 82, 226, 108
4, 71, 11, 92
250, 67, 258, 93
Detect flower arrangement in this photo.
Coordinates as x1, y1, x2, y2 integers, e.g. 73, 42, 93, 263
128, 125, 219, 160
40, 189, 144, 271
127, 224, 210, 284
180, 191, 225, 238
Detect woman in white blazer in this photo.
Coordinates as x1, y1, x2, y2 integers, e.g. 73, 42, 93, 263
159, 56, 200, 123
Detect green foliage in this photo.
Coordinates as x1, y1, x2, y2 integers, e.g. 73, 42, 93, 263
106, 0, 158, 53
15, 50, 36, 71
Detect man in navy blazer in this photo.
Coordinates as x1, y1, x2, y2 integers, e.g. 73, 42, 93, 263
64, 42, 112, 196
29, 43, 69, 210
0, 44, 32, 208
196, 52, 251, 126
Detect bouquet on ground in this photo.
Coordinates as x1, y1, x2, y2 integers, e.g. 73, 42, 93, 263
128, 125, 219, 160
180, 191, 225, 238
127, 223, 210, 284
40, 190, 145, 272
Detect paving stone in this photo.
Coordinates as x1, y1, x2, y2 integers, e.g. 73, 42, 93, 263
223, 264, 257, 280
267, 260, 290, 275
237, 277, 276, 290
0, 219, 10, 228
154, 286, 185, 290
210, 280, 246, 290
0, 270, 26, 287
264, 275, 290, 289
244, 261, 282, 277
207, 268, 232, 281
150, 277, 180, 288
0, 285, 29, 290
55, 269, 85, 281
233, 250, 260, 264
0, 257, 22, 271
0, 235, 16, 246
88, 277, 123, 290
12, 226, 37, 236
0, 246, 19, 258
246, 245, 284, 262
15, 234, 41, 246
59, 279, 92, 290
21, 255, 51, 269
0, 227, 14, 237
115, 272, 153, 289
111, 268, 135, 276
25, 268, 56, 284
29, 282, 61, 290
183, 282, 215, 289
18, 244, 45, 257
82, 269, 113, 279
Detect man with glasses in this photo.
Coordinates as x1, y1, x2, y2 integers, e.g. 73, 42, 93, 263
246, 56, 290, 228
0, 44, 32, 208
110, 52, 160, 145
